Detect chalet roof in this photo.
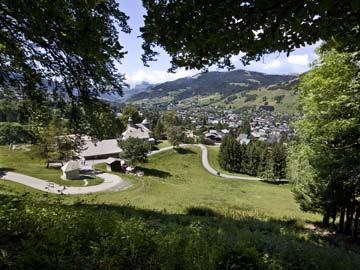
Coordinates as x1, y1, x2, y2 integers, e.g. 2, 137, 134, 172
122, 123, 152, 140
61, 160, 80, 172
80, 139, 122, 158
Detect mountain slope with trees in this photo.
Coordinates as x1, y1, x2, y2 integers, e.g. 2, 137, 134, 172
127, 69, 297, 108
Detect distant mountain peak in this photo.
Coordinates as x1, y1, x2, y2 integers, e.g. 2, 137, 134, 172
133, 81, 151, 90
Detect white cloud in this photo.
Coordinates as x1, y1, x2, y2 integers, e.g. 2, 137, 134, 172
125, 68, 197, 87
263, 59, 282, 69
287, 54, 310, 66
230, 52, 246, 64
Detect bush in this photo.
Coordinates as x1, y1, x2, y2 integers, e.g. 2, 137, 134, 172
0, 122, 32, 145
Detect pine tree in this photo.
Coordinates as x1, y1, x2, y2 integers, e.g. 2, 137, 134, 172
154, 119, 165, 140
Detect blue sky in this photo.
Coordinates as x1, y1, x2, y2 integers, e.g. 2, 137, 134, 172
118, 0, 320, 87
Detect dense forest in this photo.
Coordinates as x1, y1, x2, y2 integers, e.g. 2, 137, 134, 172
219, 133, 287, 179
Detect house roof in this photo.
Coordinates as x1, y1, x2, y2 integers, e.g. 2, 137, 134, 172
122, 123, 152, 140
61, 160, 80, 172
105, 157, 121, 164
79, 139, 122, 158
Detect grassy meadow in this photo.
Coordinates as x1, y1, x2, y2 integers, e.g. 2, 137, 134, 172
92, 146, 314, 221
214, 87, 298, 113
2, 145, 360, 269
1, 144, 317, 220
154, 139, 172, 149
0, 145, 103, 187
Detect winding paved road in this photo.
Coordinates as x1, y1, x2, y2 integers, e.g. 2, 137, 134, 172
0, 170, 131, 195
197, 144, 261, 180
0, 144, 260, 194
149, 144, 261, 180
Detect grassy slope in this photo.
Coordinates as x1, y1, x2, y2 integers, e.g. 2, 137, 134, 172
155, 140, 172, 149
1, 145, 316, 221
92, 147, 317, 222
131, 87, 298, 113
214, 87, 298, 113
3, 147, 360, 269
0, 146, 103, 187
0, 145, 315, 221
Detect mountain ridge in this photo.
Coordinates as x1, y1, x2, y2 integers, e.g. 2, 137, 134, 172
126, 69, 298, 110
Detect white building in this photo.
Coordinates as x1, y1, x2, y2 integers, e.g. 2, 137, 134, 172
121, 117, 155, 144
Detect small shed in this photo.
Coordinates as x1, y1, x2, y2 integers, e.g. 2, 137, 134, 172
61, 160, 80, 180
105, 158, 122, 172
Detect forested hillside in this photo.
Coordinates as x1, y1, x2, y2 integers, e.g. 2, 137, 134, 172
127, 69, 297, 106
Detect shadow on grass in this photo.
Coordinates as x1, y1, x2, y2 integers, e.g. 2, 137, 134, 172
0, 168, 15, 178
136, 167, 172, 178
2, 191, 360, 269
0, 167, 15, 172
174, 147, 195, 155
81, 175, 97, 180
260, 179, 289, 185
81, 169, 104, 176
186, 206, 218, 217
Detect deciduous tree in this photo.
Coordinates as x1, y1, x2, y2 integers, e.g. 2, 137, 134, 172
141, 0, 360, 71
119, 137, 149, 166
166, 126, 183, 148
289, 47, 360, 234
120, 105, 143, 126
0, 0, 130, 131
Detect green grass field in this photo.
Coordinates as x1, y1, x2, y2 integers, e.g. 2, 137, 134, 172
1, 145, 317, 221
214, 87, 298, 113
0, 146, 103, 187
90, 146, 318, 222
155, 139, 172, 149
3, 146, 360, 269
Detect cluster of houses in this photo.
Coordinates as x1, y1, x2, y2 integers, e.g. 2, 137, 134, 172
59, 117, 153, 180
59, 106, 293, 180
176, 106, 293, 144
204, 129, 230, 142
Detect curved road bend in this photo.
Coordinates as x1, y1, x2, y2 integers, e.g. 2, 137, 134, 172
150, 144, 261, 181
0, 170, 131, 195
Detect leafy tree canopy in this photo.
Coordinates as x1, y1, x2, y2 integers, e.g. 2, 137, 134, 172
119, 137, 149, 166
141, 0, 360, 71
0, 122, 32, 145
166, 126, 183, 147
120, 105, 143, 125
289, 47, 360, 232
0, 0, 130, 130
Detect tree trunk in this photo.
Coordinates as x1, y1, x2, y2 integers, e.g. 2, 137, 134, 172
345, 209, 353, 235
352, 205, 360, 240
339, 206, 345, 233
345, 199, 355, 235
331, 214, 336, 227
322, 213, 330, 227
